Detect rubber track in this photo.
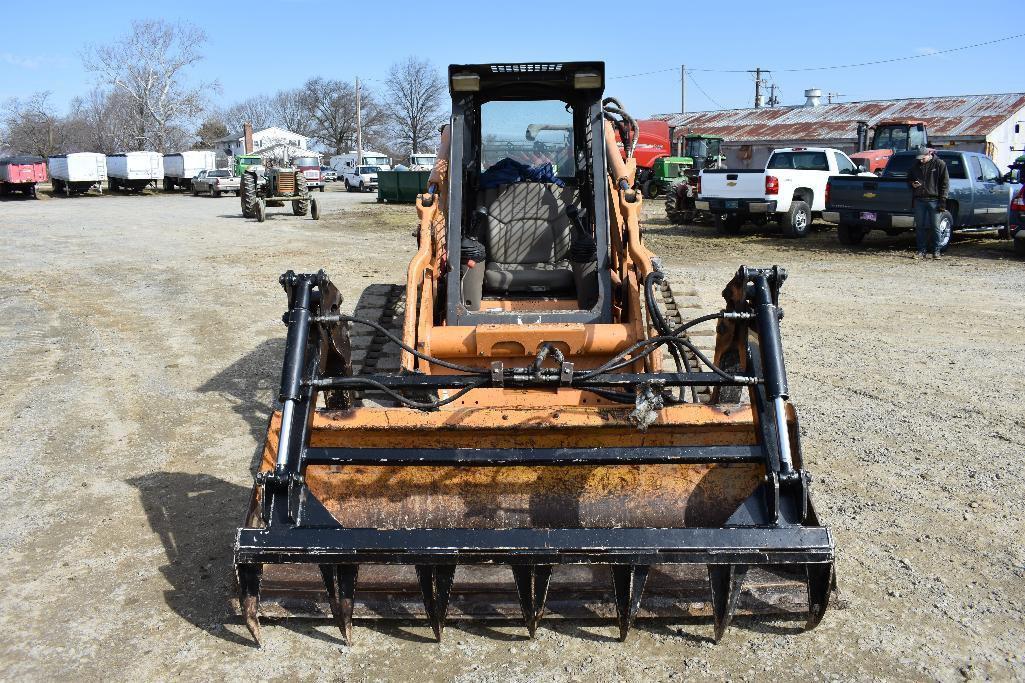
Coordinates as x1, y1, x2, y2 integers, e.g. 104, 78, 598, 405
653, 278, 715, 403
348, 284, 406, 407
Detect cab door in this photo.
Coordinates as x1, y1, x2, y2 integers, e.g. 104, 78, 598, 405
978, 156, 1009, 224
967, 156, 1003, 226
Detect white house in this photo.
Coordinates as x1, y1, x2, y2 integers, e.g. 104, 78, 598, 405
217, 126, 311, 159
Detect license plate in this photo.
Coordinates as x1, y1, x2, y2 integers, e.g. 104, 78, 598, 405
725, 200, 738, 209
860, 211, 877, 222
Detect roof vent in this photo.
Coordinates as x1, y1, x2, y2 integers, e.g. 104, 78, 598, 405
804, 89, 822, 107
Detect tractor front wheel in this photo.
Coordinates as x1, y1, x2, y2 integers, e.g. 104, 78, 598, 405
256, 200, 266, 223
310, 198, 320, 220
292, 171, 310, 216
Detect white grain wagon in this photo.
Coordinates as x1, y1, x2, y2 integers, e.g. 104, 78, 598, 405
47, 153, 107, 196
106, 151, 164, 192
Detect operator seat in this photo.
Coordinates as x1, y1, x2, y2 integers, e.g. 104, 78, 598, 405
478, 182, 578, 295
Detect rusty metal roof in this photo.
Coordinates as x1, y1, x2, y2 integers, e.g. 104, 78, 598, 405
654, 93, 1025, 141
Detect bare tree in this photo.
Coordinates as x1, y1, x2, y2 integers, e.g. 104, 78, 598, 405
2, 92, 70, 157
303, 77, 387, 155
194, 117, 228, 149
383, 57, 445, 156
270, 89, 314, 137
82, 20, 215, 152
222, 94, 274, 134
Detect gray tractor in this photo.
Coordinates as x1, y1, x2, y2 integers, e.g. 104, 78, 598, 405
240, 165, 320, 223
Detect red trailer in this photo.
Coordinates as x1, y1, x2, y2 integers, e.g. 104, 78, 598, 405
612, 120, 670, 186
0, 155, 47, 199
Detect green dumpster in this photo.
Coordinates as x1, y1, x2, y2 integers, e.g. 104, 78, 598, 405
376, 170, 432, 203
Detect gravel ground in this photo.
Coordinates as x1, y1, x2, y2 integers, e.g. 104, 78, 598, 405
1, 186, 1023, 682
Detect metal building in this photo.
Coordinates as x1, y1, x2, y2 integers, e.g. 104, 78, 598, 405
654, 92, 1025, 171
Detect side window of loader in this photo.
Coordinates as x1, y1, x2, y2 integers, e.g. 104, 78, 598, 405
481, 100, 575, 178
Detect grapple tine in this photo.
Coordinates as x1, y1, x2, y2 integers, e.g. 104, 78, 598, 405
611, 564, 650, 641
319, 564, 358, 644
416, 565, 456, 642
805, 562, 834, 631
708, 563, 748, 643
236, 563, 263, 647
511, 565, 553, 638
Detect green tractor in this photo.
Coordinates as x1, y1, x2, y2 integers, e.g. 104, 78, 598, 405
665, 134, 725, 224
641, 156, 693, 199
240, 163, 320, 223
233, 154, 263, 177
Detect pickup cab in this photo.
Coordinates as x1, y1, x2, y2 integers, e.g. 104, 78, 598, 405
696, 147, 865, 237
824, 150, 1021, 249
342, 165, 380, 193
191, 169, 240, 197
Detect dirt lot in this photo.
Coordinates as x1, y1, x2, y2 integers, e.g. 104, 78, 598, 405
1, 186, 1023, 682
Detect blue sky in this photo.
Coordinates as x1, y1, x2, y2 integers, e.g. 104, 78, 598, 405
0, 0, 1020, 118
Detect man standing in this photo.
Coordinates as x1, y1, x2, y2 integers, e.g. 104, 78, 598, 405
907, 148, 949, 259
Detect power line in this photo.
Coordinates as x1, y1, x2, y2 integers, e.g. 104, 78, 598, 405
609, 32, 1024, 78
686, 71, 727, 110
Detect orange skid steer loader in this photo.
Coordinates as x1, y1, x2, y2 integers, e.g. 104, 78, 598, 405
234, 62, 836, 645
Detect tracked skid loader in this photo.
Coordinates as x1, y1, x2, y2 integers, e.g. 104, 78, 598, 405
234, 62, 836, 646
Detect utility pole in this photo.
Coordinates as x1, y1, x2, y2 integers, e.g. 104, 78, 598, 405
748, 68, 770, 108
680, 64, 686, 114
355, 76, 363, 167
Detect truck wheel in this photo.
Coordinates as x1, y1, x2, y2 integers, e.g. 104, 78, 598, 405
344, 180, 352, 193
782, 201, 811, 238
210, 187, 218, 198
292, 171, 310, 216
714, 212, 742, 235
642, 180, 659, 199
1014, 236, 1025, 257
192, 185, 199, 196
319, 185, 325, 193
29, 184, 37, 200
837, 222, 866, 245
256, 200, 266, 223
241, 172, 259, 218
936, 210, 953, 252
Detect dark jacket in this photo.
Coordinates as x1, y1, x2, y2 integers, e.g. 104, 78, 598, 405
907, 157, 949, 201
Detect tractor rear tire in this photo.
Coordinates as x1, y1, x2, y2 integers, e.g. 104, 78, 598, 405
782, 200, 811, 238
292, 172, 310, 216
837, 222, 866, 245
241, 172, 259, 218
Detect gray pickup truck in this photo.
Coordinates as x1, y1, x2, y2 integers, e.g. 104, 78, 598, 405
191, 169, 241, 197
824, 150, 1020, 248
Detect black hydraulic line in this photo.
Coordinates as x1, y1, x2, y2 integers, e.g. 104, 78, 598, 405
334, 377, 488, 410
644, 271, 696, 402
315, 313, 488, 375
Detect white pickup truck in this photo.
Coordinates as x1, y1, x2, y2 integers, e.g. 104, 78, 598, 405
342, 165, 381, 193
696, 147, 865, 237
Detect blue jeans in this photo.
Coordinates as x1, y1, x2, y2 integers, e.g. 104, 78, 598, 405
913, 199, 941, 254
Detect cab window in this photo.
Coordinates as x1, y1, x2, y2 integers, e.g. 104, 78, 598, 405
834, 152, 857, 174
480, 99, 575, 178
937, 153, 967, 180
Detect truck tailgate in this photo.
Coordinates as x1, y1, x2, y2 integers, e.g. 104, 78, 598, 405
827, 175, 910, 213
700, 169, 764, 199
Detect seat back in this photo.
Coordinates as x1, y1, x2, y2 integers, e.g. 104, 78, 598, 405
478, 183, 577, 268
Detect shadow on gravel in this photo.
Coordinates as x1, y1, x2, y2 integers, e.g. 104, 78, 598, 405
198, 338, 284, 473
128, 472, 255, 647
